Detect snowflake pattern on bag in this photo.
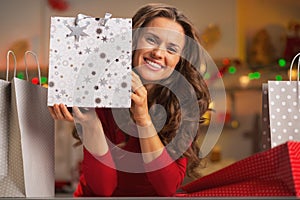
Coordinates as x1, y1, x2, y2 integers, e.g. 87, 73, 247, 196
47, 16, 132, 108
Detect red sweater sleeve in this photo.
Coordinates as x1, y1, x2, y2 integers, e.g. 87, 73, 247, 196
144, 149, 187, 196
74, 147, 117, 197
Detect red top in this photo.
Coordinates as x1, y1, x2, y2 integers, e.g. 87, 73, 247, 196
73, 108, 187, 197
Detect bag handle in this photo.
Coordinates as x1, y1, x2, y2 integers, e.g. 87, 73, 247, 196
24, 51, 41, 86
75, 12, 112, 26
6, 50, 17, 81
289, 52, 300, 82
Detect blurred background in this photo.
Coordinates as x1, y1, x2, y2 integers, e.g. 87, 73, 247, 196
0, 0, 299, 194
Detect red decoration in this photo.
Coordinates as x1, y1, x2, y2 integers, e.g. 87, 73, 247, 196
217, 112, 231, 123
31, 77, 39, 85
207, 58, 241, 85
283, 21, 300, 61
48, 0, 69, 11
222, 58, 231, 66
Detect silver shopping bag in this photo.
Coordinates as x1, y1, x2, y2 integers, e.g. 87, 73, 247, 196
267, 53, 300, 148
0, 51, 55, 197
0, 51, 15, 182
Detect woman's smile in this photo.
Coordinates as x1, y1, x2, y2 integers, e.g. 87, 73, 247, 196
144, 58, 165, 71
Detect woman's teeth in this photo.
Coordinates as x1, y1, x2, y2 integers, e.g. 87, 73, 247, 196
146, 59, 162, 69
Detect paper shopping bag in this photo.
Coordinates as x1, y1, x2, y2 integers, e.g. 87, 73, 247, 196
261, 83, 271, 151
267, 53, 300, 148
0, 78, 10, 181
0, 51, 16, 181
178, 141, 300, 197
0, 51, 55, 197
47, 13, 132, 108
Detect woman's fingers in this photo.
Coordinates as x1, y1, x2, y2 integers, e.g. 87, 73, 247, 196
49, 104, 74, 122
131, 71, 143, 92
59, 104, 74, 122
131, 91, 145, 106
53, 104, 65, 120
134, 85, 147, 97
48, 104, 97, 123
72, 106, 83, 119
131, 71, 147, 98
48, 106, 58, 120
72, 107, 99, 124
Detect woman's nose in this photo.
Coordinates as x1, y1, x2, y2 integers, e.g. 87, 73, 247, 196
151, 46, 165, 59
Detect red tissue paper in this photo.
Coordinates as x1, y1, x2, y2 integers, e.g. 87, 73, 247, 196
177, 141, 300, 197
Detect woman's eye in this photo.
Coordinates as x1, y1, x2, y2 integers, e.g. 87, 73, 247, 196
145, 37, 157, 45
167, 46, 178, 54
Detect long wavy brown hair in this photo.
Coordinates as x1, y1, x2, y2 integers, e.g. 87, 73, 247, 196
132, 3, 211, 178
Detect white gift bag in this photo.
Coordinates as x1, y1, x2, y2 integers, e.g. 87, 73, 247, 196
47, 13, 132, 108
267, 53, 300, 148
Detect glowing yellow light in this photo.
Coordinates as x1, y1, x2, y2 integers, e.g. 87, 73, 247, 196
239, 75, 250, 88
288, 69, 298, 80
231, 120, 239, 128
202, 101, 214, 126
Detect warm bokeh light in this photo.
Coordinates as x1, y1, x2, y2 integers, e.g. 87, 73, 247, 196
228, 66, 237, 74
278, 58, 287, 67
239, 75, 250, 88
288, 68, 299, 80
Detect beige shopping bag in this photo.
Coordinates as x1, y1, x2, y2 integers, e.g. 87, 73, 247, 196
0, 51, 16, 182
0, 51, 55, 197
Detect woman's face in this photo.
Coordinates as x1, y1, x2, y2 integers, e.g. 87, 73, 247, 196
133, 17, 185, 82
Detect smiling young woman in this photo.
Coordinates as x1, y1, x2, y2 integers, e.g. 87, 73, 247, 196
48, 3, 211, 197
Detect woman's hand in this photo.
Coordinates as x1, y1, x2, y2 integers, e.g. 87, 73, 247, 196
48, 104, 74, 122
130, 71, 152, 127
72, 107, 99, 129
48, 104, 98, 128
49, 104, 107, 156
131, 72, 164, 162
72, 107, 108, 156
